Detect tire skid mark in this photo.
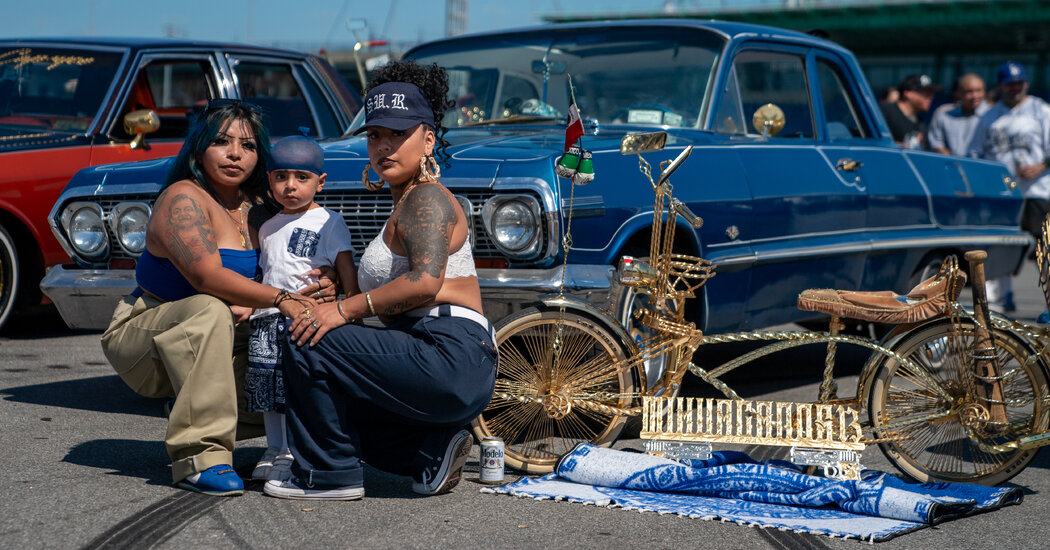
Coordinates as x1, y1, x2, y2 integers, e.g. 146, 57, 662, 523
81, 491, 223, 550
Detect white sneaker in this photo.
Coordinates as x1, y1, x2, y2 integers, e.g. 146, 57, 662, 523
264, 478, 364, 500
251, 447, 280, 481
267, 451, 295, 482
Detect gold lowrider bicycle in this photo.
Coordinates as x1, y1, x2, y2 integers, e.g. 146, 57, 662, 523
471, 128, 1050, 486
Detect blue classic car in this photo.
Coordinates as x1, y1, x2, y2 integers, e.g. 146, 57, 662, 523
43, 20, 1029, 333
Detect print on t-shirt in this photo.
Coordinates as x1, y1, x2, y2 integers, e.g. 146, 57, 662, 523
287, 228, 320, 258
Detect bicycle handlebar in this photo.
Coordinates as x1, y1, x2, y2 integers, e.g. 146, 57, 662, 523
656, 145, 694, 187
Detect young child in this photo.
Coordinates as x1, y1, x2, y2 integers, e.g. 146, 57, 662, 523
247, 135, 359, 481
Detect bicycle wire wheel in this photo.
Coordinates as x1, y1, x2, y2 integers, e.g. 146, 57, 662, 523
472, 306, 636, 474
868, 318, 1049, 485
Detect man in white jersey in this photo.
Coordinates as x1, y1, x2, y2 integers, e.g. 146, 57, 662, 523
928, 73, 988, 157
970, 61, 1050, 312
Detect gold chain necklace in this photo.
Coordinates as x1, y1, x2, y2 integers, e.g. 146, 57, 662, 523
223, 202, 250, 249
393, 181, 422, 212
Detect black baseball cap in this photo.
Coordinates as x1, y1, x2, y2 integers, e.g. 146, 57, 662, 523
352, 81, 435, 135
899, 73, 939, 93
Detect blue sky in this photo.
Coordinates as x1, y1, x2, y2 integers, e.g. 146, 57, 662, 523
1, 0, 691, 50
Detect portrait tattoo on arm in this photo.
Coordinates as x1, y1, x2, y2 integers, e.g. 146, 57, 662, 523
165, 193, 218, 268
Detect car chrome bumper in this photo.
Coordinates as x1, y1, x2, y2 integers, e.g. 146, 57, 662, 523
40, 266, 136, 330
40, 264, 616, 330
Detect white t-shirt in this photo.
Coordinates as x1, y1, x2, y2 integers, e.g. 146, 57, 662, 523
252, 206, 354, 318
927, 100, 989, 157
970, 95, 1050, 198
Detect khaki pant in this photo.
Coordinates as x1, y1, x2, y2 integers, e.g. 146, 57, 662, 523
101, 293, 256, 483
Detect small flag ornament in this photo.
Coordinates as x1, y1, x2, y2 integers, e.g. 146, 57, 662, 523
564, 98, 584, 153
554, 75, 593, 184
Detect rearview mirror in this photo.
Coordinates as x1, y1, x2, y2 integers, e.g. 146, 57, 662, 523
620, 132, 667, 155
123, 109, 160, 150
531, 59, 566, 75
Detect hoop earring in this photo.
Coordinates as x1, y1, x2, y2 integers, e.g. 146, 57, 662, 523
362, 163, 384, 191
418, 155, 441, 183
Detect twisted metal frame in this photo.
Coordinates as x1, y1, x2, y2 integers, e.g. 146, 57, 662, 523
482, 136, 1050, 480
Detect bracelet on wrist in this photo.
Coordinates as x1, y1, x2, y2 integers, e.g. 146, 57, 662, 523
365, 292, 377, 317
273, 289, 289, 308
337, 299, 351, 322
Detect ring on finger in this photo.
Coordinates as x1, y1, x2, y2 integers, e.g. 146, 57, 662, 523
303, 309, 312, 319
311, 321, 320, 329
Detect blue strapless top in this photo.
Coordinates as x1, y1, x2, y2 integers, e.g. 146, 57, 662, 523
135, 248, 260, 302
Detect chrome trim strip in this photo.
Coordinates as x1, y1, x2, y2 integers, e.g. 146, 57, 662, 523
477, 264, 613, 291
562, 195, 605, 218
710, 232, 1033, 267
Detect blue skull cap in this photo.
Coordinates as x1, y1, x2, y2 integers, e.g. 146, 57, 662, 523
269, 135, 324, 175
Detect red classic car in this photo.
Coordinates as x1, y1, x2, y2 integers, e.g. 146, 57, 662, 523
0, 38, 358, 330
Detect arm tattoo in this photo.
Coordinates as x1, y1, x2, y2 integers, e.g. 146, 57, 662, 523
381, 298, 416, 317
398, 184, 456, 283
164, 193, 217, 269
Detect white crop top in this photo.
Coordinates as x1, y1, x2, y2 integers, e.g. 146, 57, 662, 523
357, 220, 478, 293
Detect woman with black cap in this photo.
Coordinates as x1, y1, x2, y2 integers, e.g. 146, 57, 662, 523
264, 60, 497, 501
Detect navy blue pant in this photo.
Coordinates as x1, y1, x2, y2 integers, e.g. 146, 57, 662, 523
281, 313, 497, 488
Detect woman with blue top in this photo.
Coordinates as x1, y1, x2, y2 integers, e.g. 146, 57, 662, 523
101, 101, 332, 496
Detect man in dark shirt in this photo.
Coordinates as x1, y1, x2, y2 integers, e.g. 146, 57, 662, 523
880, 73, 938, 148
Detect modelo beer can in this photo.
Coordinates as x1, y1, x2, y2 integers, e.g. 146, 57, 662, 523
479, 436, 505, 483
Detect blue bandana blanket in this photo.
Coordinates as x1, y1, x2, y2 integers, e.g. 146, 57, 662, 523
483, 444, 1022, 542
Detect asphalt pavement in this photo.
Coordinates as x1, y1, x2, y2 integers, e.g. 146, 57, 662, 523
3, 260, 1050, 549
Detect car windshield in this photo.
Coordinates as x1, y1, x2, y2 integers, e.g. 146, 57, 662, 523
401, 27, 724, 129
0, 46, 124, 132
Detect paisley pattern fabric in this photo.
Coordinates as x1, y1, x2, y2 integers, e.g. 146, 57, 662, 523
246, 313, 286, 413
484, 444, 1022, 542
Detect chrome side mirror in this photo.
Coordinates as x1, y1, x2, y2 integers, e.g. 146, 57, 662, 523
751, 103, 785, 138
620, 131, 667, 155
123, 109, 160, 150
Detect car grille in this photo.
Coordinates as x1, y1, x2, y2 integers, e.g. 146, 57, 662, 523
98, 189, 522, 262
316, 189, 505, 260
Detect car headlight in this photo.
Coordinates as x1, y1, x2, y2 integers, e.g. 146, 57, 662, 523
60, 202, 109, 260
109, 202, 151, 257
482, 195, 542, 258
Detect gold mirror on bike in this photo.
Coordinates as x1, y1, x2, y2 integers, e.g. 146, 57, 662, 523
620, 131, 667, 155
751, 103, 785, 138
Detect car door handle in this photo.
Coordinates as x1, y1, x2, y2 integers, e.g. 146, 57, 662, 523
836, 158, 862, 171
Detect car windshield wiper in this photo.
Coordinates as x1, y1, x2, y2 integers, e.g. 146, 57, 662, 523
464, 115, 560, 126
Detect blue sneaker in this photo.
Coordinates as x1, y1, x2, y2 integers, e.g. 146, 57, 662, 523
176, 465, 244, 496
1039, 310, 1050, 324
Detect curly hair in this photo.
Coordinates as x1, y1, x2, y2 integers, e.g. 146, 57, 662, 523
366, 60, 455, 167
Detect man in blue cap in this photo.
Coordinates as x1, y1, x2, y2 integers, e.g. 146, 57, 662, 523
970, 61, 1050, 312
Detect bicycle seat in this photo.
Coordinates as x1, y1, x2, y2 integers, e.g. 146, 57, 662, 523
797, 258, 966, 325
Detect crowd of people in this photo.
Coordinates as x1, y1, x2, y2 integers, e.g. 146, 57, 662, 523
880, 61, 1050, 312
